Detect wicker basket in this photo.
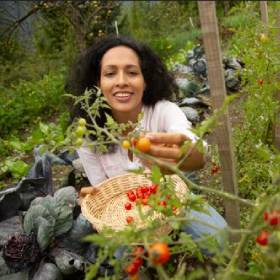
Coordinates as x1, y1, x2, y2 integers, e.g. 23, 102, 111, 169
81, 173, 188, 234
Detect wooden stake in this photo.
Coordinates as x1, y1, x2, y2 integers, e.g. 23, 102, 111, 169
198, 1, 240, 241
260, 1, 268, 26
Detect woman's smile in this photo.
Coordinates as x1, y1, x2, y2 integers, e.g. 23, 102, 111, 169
113, 91, 133, 102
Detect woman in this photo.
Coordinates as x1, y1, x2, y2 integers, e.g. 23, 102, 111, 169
65, 34, 227, 252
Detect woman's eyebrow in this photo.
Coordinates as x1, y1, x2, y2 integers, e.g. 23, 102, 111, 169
102, 64, 139, 69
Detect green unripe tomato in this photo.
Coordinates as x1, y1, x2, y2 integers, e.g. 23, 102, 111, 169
78, 118, 87, 126
75, 138, 83, 147
75, 126, 87, 137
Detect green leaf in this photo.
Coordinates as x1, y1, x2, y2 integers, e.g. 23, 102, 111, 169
36, 216, 55, 251
150, 165, 162, 184
39, 122, 50, 135
23, 204, 53, 233
105, 113, 116, 126
31, 195, 57, 217
54, 186, 77, 208
5, 159, 29, 178
53, 205, 73, 236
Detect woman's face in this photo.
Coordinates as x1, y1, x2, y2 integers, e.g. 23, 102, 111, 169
99, 46, 146, 123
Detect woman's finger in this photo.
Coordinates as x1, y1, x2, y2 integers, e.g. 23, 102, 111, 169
141, 157, 176, 174
80, 186, 98, 197
148, 144, 182, 159
146, 132, 187, 145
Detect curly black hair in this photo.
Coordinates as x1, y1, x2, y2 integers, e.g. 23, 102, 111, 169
65, 34, 178, 127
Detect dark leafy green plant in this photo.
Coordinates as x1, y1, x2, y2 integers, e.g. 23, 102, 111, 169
23, 186, 77, 251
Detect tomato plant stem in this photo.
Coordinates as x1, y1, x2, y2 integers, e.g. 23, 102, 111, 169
222, 199, 269, 280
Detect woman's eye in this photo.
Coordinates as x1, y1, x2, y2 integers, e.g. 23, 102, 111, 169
128, 71, 138, 76
104, 72, 115, 77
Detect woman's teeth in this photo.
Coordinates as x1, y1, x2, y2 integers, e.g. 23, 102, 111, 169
115, 92, 130, 97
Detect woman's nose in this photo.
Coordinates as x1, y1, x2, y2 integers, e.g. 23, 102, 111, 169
116, 72, 128, 86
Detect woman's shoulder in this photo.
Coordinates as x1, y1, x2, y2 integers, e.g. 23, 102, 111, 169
142, 100, 187, 132
143, 99, 179, 114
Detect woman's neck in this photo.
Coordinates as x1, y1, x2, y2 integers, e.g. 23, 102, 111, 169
112, 106, 142, 124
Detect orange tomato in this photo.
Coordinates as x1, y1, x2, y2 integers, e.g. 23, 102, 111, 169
136, 137, 151, 152
148, 242, 170, 265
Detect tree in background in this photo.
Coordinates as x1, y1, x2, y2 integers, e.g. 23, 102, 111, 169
118, 1, 200, 61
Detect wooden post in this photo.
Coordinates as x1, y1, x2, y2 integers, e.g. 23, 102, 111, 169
260, 1, 268, 25
198, 1, 240, 241
273, 10, 280, 149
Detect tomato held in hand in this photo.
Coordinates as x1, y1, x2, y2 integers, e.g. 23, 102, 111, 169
122, 140, 131, 149
136, 137, 151, 153
148, 242, 170, 265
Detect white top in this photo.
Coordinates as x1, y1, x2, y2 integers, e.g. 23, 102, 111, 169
77, 100, 203, 186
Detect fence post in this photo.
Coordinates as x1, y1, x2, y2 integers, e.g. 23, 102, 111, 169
260, 1, 268, 26
198, 1, 240, 241
273, 10, 280, 149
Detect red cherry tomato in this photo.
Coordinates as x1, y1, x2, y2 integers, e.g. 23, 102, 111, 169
145, 189, 152, 197
263, 211, 269, 221
124, 262, 138, 275
269, 211, 279, 226
258, 79, 264, 86
141, 198, 148, 205
126, 216, 134, 224
125, 202, 132, 210
256, 230, 269, 246
140, 186, 148, 193
133, 257, 143, 268
136, 189, 144, 199
150, 184, 158, 194
158, 201, 167, 207
127, 191, 136, 202
211, 165, 220, 175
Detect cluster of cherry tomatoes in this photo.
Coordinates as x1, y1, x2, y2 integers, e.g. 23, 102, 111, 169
74, 118, 87, 146
124, 246, 145, 277
122, 137, 151, 153
256, 209, 280, 246
125, 243, 170, 278
125, 183, 159, 224
124, 183, 178, 224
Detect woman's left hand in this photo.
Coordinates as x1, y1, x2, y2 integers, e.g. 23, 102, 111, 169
140, 132, 205, 173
